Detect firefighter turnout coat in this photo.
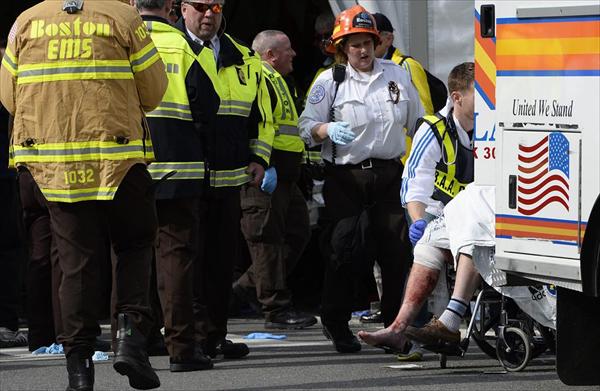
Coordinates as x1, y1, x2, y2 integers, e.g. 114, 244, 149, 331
0, 0, 167, 203
143, 16, 220, 199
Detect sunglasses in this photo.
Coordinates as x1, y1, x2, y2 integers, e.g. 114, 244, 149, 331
184, 2, 223, 14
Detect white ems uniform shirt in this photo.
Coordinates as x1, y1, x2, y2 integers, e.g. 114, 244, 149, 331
299, 59, 424, 165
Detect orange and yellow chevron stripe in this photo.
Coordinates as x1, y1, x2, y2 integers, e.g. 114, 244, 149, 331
475, 10, 496, 109
496, 214, 587, 245
496, 16, 600, 76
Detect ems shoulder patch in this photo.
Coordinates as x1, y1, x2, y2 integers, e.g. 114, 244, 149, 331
308, 84, 326, 105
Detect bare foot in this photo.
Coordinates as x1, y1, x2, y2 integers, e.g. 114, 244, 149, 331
357, 327, 408, 352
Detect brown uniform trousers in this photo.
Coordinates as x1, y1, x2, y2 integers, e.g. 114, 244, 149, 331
321, 160, 413, 328
155, 197, 199, 360
193, 189, 241, 348
238, 181, 310, 319
18, 169, 63, 350
46, 164, 157, 356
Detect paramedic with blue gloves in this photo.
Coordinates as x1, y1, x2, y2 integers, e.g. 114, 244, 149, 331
359, 62, 483, 351
236, 30, 317, 331
326, 122, 355, 145
299, 5, 423, 354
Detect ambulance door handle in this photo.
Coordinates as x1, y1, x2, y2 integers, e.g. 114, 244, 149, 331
480, 4, 495, 38
508, 175, 517, 209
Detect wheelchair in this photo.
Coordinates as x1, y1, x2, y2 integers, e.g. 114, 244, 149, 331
420, 248, 556, 371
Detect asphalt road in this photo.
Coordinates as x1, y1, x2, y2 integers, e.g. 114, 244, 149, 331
0, 317, 595, 391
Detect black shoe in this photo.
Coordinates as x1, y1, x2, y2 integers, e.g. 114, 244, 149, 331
169, 347, 213, 372
146, 334, 168, 357
322, 323, 361, 353
265, 309, 318, 330
231, 283, 262, 315
93, 338, 111, 352
359, 310, 382, 324
66, 351, 94, 391
205, 339, 249, 359
0, 327, 28, 348
113, 313, 160, 390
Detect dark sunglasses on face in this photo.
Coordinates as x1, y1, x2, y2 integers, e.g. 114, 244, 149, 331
184, 2, 223, 14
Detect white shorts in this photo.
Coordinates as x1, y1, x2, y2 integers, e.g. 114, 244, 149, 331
413, 214, 475, 271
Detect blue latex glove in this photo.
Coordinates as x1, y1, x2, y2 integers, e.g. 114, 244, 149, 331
244, 332, 287, 340
327, 122, 356, 145
409, 219, 428, 246
260, 167, 277, 194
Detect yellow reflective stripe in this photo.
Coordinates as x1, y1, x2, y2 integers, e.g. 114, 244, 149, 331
209, 167, 250, 187
147, 101, 193, 120
13, 140, 149, 163
302, 150, 322, 163
249, 139, 271, 160
147, 162, 205, 180
276, 125, 299, 136
8, 145, 15, 168
17, 60, 133, 84
217, 99, 252, 117
1, 48, 17, 76
41, 187, 119, 203
130, 42, 161, 73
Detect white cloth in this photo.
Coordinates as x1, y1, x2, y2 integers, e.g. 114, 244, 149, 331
400, 99, 471, 217
186, 29, 220, 63
444, 184, 495, 260
298, 59, 424, 165
443, 184, 556, 329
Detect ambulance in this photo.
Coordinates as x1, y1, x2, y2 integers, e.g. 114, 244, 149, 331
474, 0, 599, 385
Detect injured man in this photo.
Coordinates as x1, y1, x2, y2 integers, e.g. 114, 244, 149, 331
358, 184, 495, 350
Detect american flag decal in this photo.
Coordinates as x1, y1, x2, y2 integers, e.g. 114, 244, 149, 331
517, 132, 570, 216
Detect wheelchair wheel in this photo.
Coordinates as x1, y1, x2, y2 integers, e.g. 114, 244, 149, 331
496, 327, 532, 372
470, 311, 500, 359
467, 298, 502, 359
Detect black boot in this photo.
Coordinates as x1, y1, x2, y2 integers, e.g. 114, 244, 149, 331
113, 313, 160, 390
66, 351, 94, 391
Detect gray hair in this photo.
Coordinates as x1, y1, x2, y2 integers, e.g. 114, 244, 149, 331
252, 30, 286, 56
135, 0, 167, 10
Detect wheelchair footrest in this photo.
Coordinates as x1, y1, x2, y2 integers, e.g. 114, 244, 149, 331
421, 341, 465, 357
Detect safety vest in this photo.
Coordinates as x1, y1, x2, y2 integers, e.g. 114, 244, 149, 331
206, 33, 274, 188
0, 0, 167, 202
421, 113, 474, 205
262, 63, 304, 153
143, 19, 220, 198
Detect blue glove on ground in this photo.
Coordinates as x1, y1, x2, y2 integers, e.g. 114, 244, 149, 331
261, 167, 277, 194
409, 219, 428, 246
327, 122, 356, 145
244, 333, 287, 340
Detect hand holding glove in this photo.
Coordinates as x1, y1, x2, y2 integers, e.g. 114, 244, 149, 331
260, 167, 277, 194
409, 219, 428, 246
327, 122, 356, 145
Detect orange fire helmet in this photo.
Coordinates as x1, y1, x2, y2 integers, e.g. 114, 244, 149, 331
326, 5, 380, 54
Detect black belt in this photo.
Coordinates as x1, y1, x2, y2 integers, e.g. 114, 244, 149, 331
326, 158, 400, 170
